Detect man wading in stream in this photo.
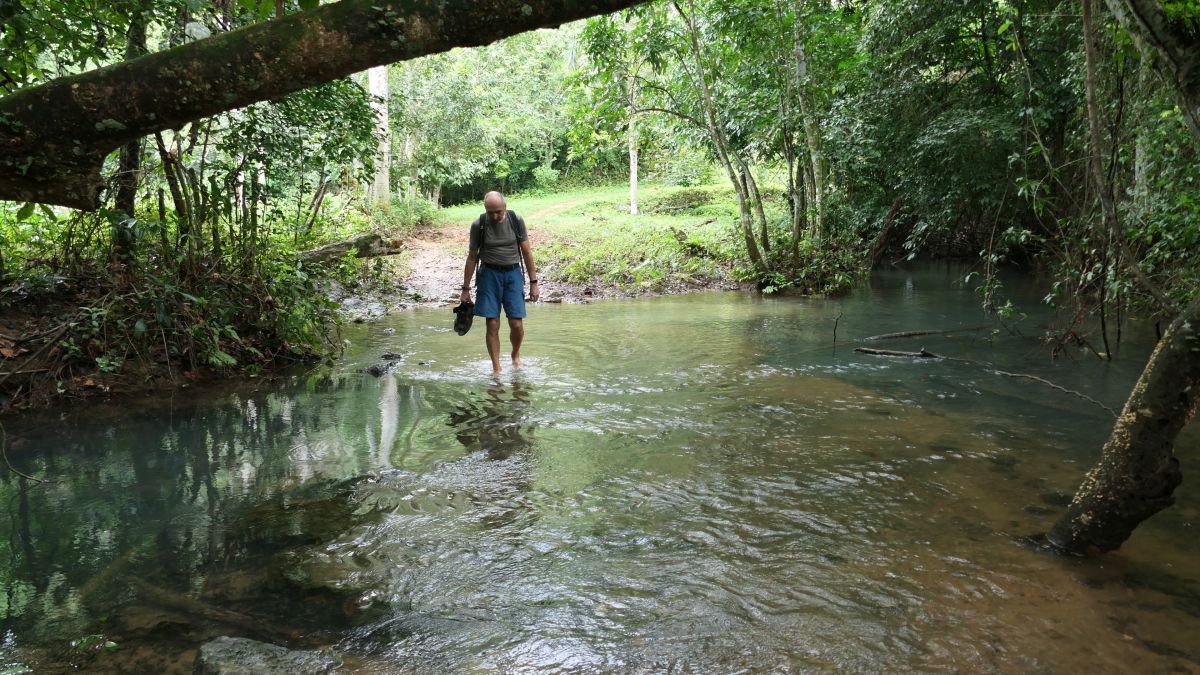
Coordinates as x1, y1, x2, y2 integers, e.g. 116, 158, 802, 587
460, 191, 540, 376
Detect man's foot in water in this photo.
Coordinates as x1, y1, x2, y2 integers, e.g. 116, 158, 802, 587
512, 353, 522, 370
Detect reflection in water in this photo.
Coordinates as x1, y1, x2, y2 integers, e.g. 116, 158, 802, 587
0, 266, 1197, 672
448, 379, 534, 460
370, 372, 400, 468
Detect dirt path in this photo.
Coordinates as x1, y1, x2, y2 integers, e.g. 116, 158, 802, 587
398, 199, 591, 305
399, 221, 467, 305
527, 194, 595, 219
394, 196, 734, 308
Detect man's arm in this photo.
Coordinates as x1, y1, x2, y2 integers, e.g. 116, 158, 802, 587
461, 248, 478, 303
520, 240, 539, 302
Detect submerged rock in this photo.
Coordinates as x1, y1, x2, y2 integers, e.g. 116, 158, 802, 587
194, 637, 340, 674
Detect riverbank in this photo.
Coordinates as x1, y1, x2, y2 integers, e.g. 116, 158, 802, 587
0, 183, 826, 411
388, 184, 748, 311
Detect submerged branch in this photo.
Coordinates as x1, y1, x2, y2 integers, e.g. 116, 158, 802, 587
854, 347, 941, 358
855, 344, 1118, 417
132, 579, 298, 640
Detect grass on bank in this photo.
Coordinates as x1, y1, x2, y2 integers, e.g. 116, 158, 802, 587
438, 183, 755, 293
437, 181, 863, 296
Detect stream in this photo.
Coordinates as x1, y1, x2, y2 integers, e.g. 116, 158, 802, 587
1, 265, 1197, 672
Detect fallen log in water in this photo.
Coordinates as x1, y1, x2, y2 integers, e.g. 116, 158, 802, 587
854, 347, 941, 358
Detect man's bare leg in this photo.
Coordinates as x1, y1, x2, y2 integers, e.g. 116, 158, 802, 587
485, 318, 502, 376
508, 317, 524, 369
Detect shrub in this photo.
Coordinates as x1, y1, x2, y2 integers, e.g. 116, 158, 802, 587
532, 165, 561, 191
368, 195, 436, 232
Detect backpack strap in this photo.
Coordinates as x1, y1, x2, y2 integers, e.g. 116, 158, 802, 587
475, 214, 487, 251
508, 211, 525, 276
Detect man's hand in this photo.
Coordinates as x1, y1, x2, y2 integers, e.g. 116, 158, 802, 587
460, 289, 471, 304
529, 282, 540, 302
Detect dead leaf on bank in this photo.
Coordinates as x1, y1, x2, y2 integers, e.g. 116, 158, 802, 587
0, 346, 28, 358
79, 378, 110, 392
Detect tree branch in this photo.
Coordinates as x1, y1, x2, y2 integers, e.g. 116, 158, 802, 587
0, 0, 649, 209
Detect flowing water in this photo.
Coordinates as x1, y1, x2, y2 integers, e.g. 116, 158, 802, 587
1, 266, 1198, 673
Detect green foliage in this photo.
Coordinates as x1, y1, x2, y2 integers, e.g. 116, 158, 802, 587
0, 71, 375, 390
389, 27, 584, 204
651, 146, 715, 187
531, 165, 561, 192
639, 187, 714, 214
825, 0, 1031, 257
368, 195, 437, 233
540, 216, 730, 290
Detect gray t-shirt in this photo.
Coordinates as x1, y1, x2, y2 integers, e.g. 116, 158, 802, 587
469, 211, 528, 266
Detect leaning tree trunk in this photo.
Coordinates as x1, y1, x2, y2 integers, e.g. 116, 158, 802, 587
1047, 0, 1200, 554
111, 13, 148, 277
628, 69, 639, 216
113, 15, 148, 218
675, 0, 766, 272
1048, 295, 1200, 552
793, 13, 825, 237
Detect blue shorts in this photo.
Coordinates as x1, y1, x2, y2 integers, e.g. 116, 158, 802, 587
474, 265, 526, 319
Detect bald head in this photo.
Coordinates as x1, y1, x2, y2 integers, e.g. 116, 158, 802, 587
483, 191, 507, 224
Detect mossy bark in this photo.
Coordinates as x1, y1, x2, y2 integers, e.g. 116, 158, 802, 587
1048, 295, 1200, 552
0, 0, 646, 209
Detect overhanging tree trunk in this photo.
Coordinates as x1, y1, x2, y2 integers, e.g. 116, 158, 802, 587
0, 0, 647, 209
1048, 295, 1200, 552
